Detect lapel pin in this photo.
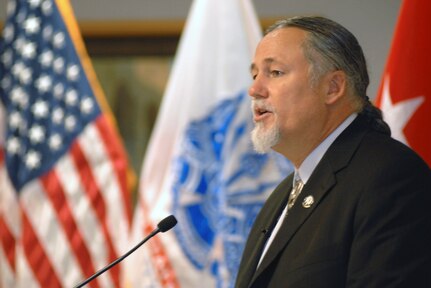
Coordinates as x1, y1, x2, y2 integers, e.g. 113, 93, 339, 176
302, 195, 314, 208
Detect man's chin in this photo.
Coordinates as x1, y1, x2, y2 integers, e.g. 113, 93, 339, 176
251, 127, 280, 154
253, 146, 272, 154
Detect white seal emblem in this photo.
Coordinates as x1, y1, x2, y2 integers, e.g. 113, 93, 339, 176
302, 195, 314, 208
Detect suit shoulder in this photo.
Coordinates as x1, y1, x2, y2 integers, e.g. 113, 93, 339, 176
359, 130, 429, 171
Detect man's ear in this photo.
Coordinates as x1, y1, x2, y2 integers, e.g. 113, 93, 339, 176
325, 70, 347, 104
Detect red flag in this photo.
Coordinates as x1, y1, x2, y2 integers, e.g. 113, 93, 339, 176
375, 0, 431, 166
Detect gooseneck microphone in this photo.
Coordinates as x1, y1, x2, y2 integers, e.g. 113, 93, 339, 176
157, 215, 178, 232
74, 215, 177, 288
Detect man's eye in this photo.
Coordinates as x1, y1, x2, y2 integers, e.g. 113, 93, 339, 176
270, 70, 283, 77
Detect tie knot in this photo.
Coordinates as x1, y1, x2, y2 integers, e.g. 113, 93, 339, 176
294, 178, 303, 188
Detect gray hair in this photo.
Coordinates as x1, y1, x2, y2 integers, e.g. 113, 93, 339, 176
266, 16, 390, 135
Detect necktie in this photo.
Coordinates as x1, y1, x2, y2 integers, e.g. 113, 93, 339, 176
257, 178, 304, 267
286, 178, 304, 213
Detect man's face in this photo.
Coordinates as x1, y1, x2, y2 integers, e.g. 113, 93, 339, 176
250, 27, 327, 154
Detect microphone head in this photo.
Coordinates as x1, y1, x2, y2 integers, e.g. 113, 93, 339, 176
157, 215, 177, 232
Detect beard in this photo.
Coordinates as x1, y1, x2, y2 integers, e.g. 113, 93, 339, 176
251, 119, 280, 154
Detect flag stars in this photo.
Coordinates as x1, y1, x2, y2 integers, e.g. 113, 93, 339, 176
52, 107, 64, 124
11, 86, 29, 108
9, 111, 23, 129
43, 25, 53, 41
6, 137, 21, 155
23, 16, 41, 35
67, 65, 80, 81
28, 124, 46, 144
18, 121, 28, 135
32, 100, 49, 118
28, 0, 43, 8
65, 89, 78, 106
39, 50, 54, 67
13, 37, 25, 52
53, 57, 65, 73
19, 67, 33, 85
1, 76, 12, 90
53, 32, 66, 49
24, 150, 41, 170
21, 41, 37, 59
65, 115, 77, 131
81, 97, 94, 114
35, 74, 52, 93
1, 49, 13, 66
49, 134, 62, 150
53, 83, 64, 99
3, 25, 14, 43
12, 61, 25, 77
16, 11, 26, 24
41, 0, 53, 15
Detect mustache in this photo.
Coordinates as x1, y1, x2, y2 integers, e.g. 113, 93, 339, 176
251, 99, 275, 113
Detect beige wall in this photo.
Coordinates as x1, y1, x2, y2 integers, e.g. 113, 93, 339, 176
0, 0, 402, 98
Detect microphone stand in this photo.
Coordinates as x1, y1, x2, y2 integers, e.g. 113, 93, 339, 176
73, 228, 160, 288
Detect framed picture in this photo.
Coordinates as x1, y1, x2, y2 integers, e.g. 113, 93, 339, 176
83, 21, 181, 191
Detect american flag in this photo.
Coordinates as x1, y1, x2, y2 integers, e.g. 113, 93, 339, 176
0, 0, 132, 287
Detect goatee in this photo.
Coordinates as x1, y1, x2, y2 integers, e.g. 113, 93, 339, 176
251, 121, 280, 154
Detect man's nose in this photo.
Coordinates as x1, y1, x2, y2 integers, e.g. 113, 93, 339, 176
248, 76, 268, 99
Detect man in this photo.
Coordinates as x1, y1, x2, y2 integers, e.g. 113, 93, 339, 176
235, 16, 431, 288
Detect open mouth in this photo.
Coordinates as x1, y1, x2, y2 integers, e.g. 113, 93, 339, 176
254, 107, 269, 117
253, 105, 273, 121
255, 107, 269, 116
252, 100, 274, 122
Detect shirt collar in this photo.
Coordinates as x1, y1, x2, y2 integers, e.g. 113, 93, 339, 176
296, 113, 357, 185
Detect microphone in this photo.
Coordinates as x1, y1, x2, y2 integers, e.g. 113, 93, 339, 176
157, 215, 177, 232
73, 215, 177, 288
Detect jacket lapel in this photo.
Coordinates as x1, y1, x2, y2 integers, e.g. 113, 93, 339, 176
236, 176, 293, 288
252, 160, 336, 280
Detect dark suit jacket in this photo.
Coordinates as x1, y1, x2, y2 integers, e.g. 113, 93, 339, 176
235, 114, 431, 288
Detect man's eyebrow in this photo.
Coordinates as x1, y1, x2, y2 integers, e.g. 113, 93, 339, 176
250, 58, 276, 72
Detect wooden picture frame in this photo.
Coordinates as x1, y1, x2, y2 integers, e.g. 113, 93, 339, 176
81, 21, 183, 183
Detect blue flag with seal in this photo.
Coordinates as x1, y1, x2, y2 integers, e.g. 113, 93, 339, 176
128, 0, 293, 287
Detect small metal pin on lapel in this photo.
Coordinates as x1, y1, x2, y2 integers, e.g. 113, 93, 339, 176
302, 195, 314, 208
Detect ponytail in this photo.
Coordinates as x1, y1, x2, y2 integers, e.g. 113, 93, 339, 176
359, 97, 391, 135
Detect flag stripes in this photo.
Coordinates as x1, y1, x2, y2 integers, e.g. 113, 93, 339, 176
54, 153, 110, 287
0, 215, 15, 270
79, 116, 132, 249
70, 137, 121, 286
21, 207, 62, 288
0, 153, 16, 276
2, 116, 130, 287
39, 169, 99, 285
0, 149, 18, 287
